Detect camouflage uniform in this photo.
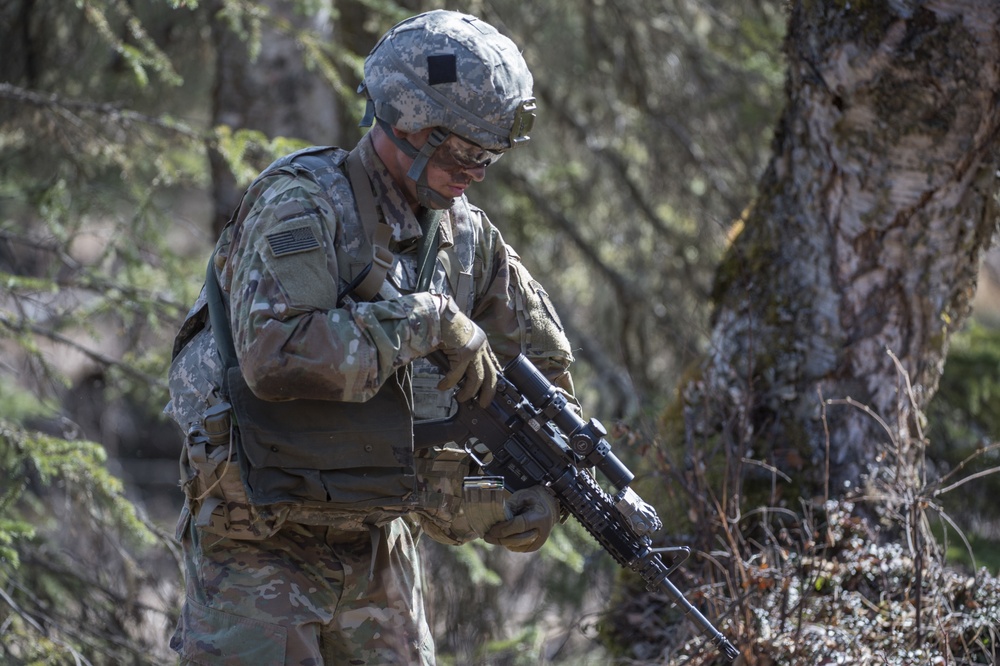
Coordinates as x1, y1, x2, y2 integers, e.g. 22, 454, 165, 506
171, 521, 433, 665
165, 11, 572, 665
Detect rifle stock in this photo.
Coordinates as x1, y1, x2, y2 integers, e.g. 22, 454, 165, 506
415, 354, 740, 662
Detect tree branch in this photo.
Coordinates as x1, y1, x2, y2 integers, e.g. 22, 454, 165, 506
0, 82, 202, 140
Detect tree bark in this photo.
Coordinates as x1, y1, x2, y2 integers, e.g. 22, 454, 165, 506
684, 1, 1000, 500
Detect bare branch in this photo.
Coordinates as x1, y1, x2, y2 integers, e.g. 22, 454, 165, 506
0, 314, 165, 388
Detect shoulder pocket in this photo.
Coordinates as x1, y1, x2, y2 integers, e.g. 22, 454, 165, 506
257, 217, 338, 311
508, 253, 574, 367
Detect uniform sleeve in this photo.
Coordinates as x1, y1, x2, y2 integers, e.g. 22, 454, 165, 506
469, 211, 576, 394
226, 175, 445, 403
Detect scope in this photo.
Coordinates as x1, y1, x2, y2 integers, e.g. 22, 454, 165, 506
503, 355, 635, 491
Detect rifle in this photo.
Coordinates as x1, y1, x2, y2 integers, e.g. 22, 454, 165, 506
415, 354, 740, 663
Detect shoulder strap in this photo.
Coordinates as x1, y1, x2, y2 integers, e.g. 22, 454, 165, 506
342, 148, 394, 303
205, 251, 238, 371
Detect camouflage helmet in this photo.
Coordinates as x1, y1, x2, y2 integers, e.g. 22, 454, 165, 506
359, 10, 536, 152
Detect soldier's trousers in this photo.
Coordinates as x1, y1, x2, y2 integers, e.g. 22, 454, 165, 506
170, 518, 436, 665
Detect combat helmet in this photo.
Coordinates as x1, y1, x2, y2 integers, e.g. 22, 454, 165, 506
358, 10, 536, 208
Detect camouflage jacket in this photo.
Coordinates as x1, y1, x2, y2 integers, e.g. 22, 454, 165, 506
165, 132, 574, 539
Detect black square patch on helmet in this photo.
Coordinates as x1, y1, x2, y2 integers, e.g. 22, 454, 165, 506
427, 54, 457, 85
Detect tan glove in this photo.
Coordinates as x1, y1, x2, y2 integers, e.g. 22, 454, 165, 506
437, 297, 500, 407
484, 486, 559, 553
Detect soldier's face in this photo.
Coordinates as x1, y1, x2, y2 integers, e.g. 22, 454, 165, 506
396, 128, 493, 203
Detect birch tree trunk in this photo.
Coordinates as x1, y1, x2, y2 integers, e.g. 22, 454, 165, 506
684, 1, 1000, 502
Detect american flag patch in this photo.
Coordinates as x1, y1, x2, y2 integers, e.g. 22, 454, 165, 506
266, 226, 321, 257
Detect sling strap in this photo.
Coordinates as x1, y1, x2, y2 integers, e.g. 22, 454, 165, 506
342, 148, 394, 302
415, 208, 442, 292
205, 252, 237, 372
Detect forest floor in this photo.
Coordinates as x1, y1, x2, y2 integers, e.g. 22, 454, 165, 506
620, 499, 1000, 666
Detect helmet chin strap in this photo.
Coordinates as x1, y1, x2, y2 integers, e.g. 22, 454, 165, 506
376, 118, 453, 210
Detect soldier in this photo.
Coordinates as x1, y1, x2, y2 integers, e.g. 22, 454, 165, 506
163, 9, 576, 666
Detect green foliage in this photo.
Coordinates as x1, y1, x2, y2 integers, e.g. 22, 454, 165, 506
0, 519, 34, 570
0, 418, 155, 561
78, 0, 186, 87
932, 519, 1000, 574
217, 0, 268, 62
423, 515, 617, 665
449, 540, 504, 588
214, 125, 312, 188
929, 322, 1000, 441
924, 322, 1000, 568
214, 0, 376, 101
446, 0, 788, 416
477, 626, 545, 666
0, 416, 177, 665
0, 2, 222, 663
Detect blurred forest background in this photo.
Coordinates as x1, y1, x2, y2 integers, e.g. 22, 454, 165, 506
2, 1, 1000, 664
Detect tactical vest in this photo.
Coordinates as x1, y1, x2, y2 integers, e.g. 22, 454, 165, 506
207, 145, 479, 527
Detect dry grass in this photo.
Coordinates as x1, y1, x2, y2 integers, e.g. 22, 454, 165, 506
607, 351, 1000, 665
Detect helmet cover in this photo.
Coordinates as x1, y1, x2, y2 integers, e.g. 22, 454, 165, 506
361, 10, 536, 151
